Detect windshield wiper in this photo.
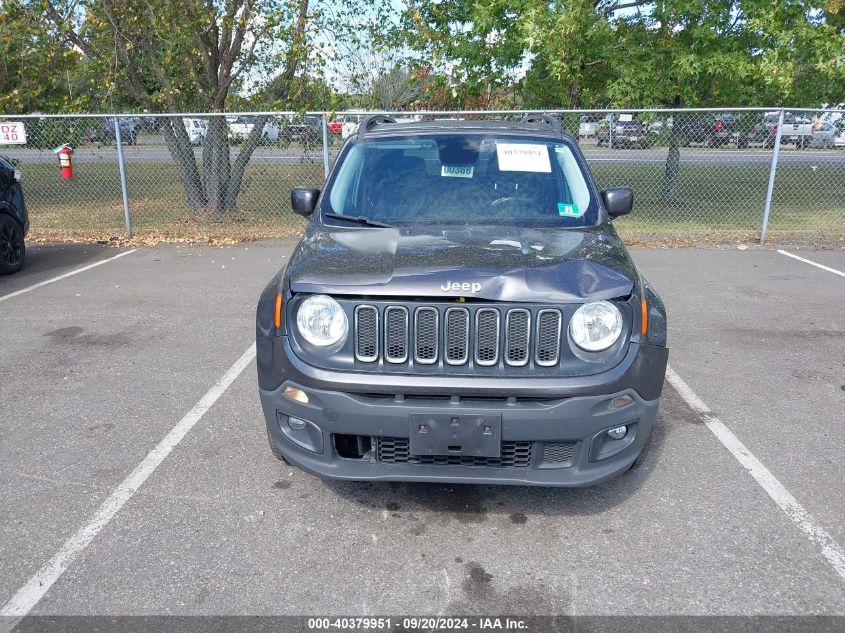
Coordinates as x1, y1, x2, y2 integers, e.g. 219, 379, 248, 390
323, 213, 394, 228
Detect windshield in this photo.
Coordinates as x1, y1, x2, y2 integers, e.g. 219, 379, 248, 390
323, 135, 596, 227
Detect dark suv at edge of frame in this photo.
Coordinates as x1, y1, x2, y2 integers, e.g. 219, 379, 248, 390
0, 155, 28, 275
256, 114, 669, 487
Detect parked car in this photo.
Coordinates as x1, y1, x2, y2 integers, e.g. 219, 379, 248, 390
648, 116, 673, 133
835, 122, 845, 149
97, 118, 137, 145
596, 115, 651, 148
0, 155, 28, 275
228, 115, 280, 144
257, 114, 669, 487
740, 112, 813, 148
674, 113, 739, 147
782, 115, 816, 148
578, 114, 602, 138
808, 121, 837, 149
341, 114, 362, 139
279, 115, 321, 145
183, 118, 208, 145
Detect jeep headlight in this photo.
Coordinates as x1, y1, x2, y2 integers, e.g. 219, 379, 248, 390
296, 295, 348, 347
569, 301, 623, 352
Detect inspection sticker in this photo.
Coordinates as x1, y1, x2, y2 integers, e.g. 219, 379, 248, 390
496, 143, 551, 173
441, 164, 474, 178
558, 203, 584, 218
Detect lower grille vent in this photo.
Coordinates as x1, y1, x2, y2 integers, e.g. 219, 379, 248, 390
541, 441, 577, 467
376, 437, 532, 467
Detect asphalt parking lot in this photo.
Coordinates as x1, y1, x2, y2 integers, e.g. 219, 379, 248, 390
0, 241, 843, 627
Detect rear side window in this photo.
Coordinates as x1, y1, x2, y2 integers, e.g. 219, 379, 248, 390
325, 135, 597, 228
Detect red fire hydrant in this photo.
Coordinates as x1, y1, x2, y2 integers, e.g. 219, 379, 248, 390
56, 145, 74, 179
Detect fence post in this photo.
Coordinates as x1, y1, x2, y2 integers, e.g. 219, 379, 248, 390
760, 108, 785, 243
321, 113, 330, 180
114, 117, 132, 237
608, 112, 614, 150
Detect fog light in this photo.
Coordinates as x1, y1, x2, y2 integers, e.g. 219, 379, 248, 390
283, 386, 309, 404
607, 425, 628, 440
288, 416, 307, 430
610, 395, 634, 409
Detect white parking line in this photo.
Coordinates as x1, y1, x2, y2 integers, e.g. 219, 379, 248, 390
665, 365, 845, 582
0, 343, 257, 631
777, 250, 845, 278
0, 249, 138, 303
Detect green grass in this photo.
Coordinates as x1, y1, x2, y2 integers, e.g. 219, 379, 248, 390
592, 163, 845, 241
22, 161, 318, 240
19, 159, 845, 243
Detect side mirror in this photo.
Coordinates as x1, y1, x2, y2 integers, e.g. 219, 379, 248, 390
601, 187, 634, 218
291, 187, 320, 217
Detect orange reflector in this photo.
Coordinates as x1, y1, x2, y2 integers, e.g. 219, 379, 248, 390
274, 292, 283, 329
641, 298, 648, 336
283, 386, 309, 404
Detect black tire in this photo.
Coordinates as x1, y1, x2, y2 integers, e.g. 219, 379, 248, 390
266, 429, 290, 464
0, 214, 25, 275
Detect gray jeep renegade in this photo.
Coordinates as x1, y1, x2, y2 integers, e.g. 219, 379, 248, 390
256, 114, 668, 487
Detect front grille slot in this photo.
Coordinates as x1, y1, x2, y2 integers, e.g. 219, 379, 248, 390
535, 310, 562, 367
377, 437, 532, 467
384, 306, 409, 363
414, 307, 438, 364
445, 308, 469, 365
506, 309, 531, 366
474, 308, 500, 366
354, 305, 378, 362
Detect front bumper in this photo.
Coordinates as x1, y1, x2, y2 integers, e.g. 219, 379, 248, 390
260, 381, 660, 487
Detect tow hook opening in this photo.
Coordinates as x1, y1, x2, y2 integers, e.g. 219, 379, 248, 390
334, 434, 372, 459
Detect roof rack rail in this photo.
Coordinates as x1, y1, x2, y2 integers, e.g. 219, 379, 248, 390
520, 113, 562, 134
357, 114, 397, 139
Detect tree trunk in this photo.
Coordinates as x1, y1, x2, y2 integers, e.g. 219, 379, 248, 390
161, 120, 207, 212
204, 117, 232, 218
225, 114, 272, 211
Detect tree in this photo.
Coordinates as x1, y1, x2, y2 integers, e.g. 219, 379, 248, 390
0, 0, 85, 112
397, 0, 844, 200
398, 0, 844, 109
32, 0, 316, 215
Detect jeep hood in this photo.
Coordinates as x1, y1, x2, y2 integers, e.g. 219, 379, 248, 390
286, 224, 638, 303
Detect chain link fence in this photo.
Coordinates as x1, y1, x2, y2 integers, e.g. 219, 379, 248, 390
0, 108, 842, 245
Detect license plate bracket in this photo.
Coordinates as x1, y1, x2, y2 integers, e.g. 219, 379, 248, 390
409, 414, 501, 458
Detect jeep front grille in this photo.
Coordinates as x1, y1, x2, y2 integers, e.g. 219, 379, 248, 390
353, 303, 567, 368
377, 437, 532, 467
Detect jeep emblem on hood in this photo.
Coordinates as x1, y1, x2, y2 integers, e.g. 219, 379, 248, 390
441, 281, 482, 293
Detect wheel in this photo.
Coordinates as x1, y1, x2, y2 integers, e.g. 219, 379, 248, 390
266, 429, 290, 464
0, 215, 25, 275
596, 138, 604, 147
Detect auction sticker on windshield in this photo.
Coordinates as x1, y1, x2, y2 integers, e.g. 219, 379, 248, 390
0, 122, 27, 145
496, 143, 551, 173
